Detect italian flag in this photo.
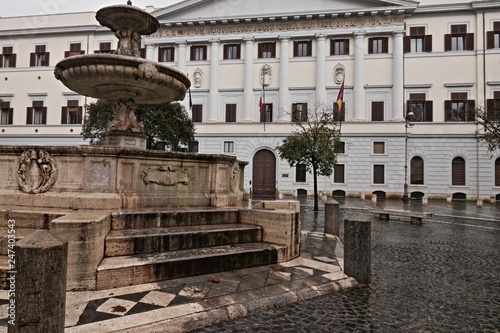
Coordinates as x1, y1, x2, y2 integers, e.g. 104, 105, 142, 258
336, 80, 344, 111
259, 82, 265, 113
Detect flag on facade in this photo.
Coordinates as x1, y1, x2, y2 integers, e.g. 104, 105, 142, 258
188, 88, 193, 112
336, 80, 344, 112
259, 82, 265, 113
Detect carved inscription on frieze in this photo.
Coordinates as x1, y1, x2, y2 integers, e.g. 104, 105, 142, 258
17, 149, 58, 194
140, 166, 193, 186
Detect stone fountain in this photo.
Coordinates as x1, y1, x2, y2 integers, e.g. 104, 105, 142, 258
0, 3, 300, 293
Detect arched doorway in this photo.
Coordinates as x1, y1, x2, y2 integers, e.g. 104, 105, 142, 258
252, 149, 276, 199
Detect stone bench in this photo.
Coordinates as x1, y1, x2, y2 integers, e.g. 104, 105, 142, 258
369, 208, 433, 224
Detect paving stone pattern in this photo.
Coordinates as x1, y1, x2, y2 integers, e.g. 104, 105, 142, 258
195, 199, 500, 333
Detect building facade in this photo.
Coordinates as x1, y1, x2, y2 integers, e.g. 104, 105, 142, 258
1, 0, 500, 201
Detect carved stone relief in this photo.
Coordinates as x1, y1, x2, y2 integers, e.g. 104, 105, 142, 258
140, 166, 193, 186
334, 63, 345, 84
260, 64, 272, 86
17, 149, 58, 194
193, 68, 203, 88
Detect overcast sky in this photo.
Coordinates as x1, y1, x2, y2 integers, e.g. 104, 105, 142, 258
1, 0, 182, 17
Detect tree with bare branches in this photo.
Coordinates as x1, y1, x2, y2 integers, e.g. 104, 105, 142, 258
475, 106, 500, 152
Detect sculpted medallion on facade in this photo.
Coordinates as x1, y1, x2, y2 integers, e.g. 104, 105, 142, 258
193, 68, 204, 88
140, 166, 193, 186
334, 63, 345, 84
260, 64, 272, 87
17, 149, 58, 194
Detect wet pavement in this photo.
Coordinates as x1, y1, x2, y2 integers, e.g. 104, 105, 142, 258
194, 198, 500, 333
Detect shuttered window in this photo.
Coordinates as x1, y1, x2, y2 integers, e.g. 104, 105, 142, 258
61, 100, 83, 124
331, 39, 349, 55
0, 101, 13, 125
495, 158, 500, 187
64, 43, 84, 58
292, 103, 308, 122
190, 45, 207, 61
371, 102, 384, 121
404, 26, 432, 53
26, 101, 47, 125
373, 165, 385, 184
294, 40, 312, 57
258, 42, 276, 59
192, 105, 203, 122
296, 164, 307, 182
445, 24, 474, 51
368, 37, 388, 54
333, 164, 345, 184
486, 22, 500, 49
410, 156, 424, 185
225, 104, 237, 122
407, 93, 433, 122
0, 46, 17, 68
452, 157, 466, 186
223, 44, 241, 60
373, 142, 385, 154
30, 44, 50, 67
158, 46, 175, 62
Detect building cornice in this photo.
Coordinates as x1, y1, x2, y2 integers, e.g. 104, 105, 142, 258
415, 1, 500, 15
0, 25, 106, 37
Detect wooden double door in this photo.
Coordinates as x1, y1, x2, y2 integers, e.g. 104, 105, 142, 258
252, 149, 276, 199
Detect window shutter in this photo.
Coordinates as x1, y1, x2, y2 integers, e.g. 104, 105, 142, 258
190, 46, 195, 60
465, 33, 475, 51
42, 107, 47, 124
44, 52, 50, 66
301, 103, 308, 121
61, 107, 68, 124
444, 34, 452, 51
8, 108, 13, 125
374, 165, 384, 184
291, 104, 298, 121
410, 157, 424, 185
64, 51, 70, 58
403, 36, 411, 53
9, 54, 16, 67
382, 37, 388, 53
495, 159, 500, 187
333, 164, 345, 183
26, 107, 33, 124
487, 99, 495, 119
344, 39, 350, 55
30, 53, 36, 66
466, 100, 476, 121
424, 35, 432, 52
223, 45, 228, 59
368, 38, 373, 54
258, 43, 263, 57
293, 41, 298, 57
487, 31, 495, 49
77, 106, 83, 124
0, 55, 3, 68
424, 101, 433, 122
237, 44, 241, 59
444, 100, 452, 121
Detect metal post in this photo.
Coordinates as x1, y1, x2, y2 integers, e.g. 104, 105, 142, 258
402, 111, 413, 203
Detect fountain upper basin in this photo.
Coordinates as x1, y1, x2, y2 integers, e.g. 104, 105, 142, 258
54, 54, 191, 103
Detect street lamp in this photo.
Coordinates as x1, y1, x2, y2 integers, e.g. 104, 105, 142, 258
402, 111, 414, 203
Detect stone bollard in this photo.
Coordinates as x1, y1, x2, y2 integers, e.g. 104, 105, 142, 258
422, 196, 428, 206
491, 196, 496, 204
324, 199, 340, 236
477, 199, 483, 208
344, 218, 371, 285
8, 230, 68, 333
371, 194, 377, 204
360, 192, 365, 200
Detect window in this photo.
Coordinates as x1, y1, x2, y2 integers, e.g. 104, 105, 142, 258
223, 141, 234, 153
139, 48, 146, 59
331, 39, 349, 56
61, 100, 82, 124
451, 157, 466, 186
258, 42, 276, 58
407, 93, 433, 122
373, 142, 385, 154
371, 101, 384, 121
334, 142, 345, 154
223, 44, 241, 60
225, 104, 237, 122
333, 164, 345, 184
495, 158, 500, 187
410, 156, 424, 185
0, 46, 17, 68
295, 164, 307, 182
292, 103, 308, 122
0, 101, 13, 125
192, 104, 203, 122
445, 93, 475, 122
30, 45, 49, 67
95, 42, 113, 54
373, 165, 385, 184
190, 45, 207, 61
260, 104, 272, 123
333, 100, 345, 121
486, 91, 500, 121
404, 26, 432, 53
190, 141, 199, 153
487, 22, 500, 49
293, 40, 312, 57
64, 43, 84, 58
26, 101, 47, 125
368, 37, 388, 54
158, 46, 174, 62
445, 24, 474, 51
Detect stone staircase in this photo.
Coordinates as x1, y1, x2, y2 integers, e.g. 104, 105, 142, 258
96, 209, 287, 290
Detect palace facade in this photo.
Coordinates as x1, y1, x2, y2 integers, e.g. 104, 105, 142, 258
1, 0, 500, 201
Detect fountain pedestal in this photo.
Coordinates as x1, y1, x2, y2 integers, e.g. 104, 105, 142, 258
101, 131, 147, 149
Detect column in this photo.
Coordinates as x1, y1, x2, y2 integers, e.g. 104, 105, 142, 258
353, 32, 366, 121
278, 36, 290, 121
176, 41, 187, 74
392, 31, 405, 121
145, 43, 155, 61
208, 39, 220, 122
243, 38, 254, 122
315, 34, 327, 106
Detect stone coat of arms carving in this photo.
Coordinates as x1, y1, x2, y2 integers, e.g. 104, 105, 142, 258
140, 166, 193, 186
17, 149, 58, 194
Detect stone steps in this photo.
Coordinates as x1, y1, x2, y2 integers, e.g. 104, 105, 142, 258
105, 223, 263, 256
97, 242, 286, 290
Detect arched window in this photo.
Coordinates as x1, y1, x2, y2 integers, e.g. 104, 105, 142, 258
495, 158, 500, 187
452, 157, 466, 186
410, 156, 424, 185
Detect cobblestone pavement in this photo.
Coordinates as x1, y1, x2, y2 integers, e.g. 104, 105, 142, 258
194, 198, 500, 332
